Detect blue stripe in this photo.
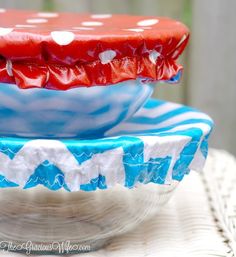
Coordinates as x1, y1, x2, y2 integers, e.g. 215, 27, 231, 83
128, 106, 191, 125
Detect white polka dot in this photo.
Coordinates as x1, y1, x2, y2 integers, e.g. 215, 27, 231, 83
37, 12, 58, 18
0, 27, 13, 36
149, 50, 161, 65
15, 24, 36, 28
72, 27, 94, 31
124, 28, 144, 32
176, 34, 187, 48
51, 31, 75, 46
99, 50, 116, 64
0, 8, 6, 13
137, 19, 159, 27
82, 21, 103, 27
91, 14, 112, 19
26, 18, 48, 24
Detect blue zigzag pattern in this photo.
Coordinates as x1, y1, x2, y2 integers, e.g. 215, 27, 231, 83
0, 98, 213, 191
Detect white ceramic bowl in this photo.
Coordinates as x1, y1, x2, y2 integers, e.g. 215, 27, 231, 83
0, 81, 153, 138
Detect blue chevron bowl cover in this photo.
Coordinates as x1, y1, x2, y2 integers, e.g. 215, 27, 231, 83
0, 81, 153, 138
0, 98, 214, 192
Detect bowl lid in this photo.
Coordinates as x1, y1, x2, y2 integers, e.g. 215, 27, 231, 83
0, 99, 213, 192
0, 9, 189, 89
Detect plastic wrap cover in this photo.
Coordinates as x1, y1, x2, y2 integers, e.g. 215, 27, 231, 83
0, 10, 189, 90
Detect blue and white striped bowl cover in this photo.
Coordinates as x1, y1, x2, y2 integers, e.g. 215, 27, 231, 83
0, 81, 153, 138
0, 98, 213, 192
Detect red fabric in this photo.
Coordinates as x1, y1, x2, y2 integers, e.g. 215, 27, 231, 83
0, 9, 189, 90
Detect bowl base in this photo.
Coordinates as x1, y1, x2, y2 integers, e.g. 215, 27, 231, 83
0, 183, 178, 254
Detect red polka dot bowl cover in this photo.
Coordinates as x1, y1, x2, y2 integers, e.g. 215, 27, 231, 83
0, 9, 189, 138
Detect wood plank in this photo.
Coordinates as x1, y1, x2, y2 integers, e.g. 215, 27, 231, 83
131, 0, 184, 18
89, 0, 130, 14
189, 0, 236, 154
51, 0, 90, 12
0, 0, 42, 9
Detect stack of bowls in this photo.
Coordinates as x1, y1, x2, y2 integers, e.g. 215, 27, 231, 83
0, 10, 213, 255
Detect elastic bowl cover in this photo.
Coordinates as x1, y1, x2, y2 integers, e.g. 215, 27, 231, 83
0, 81, 153, 138
0, 9, 189, 90
0, 98, 214, 192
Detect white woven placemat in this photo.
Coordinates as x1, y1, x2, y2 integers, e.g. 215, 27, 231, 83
0, 148, 235, 257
